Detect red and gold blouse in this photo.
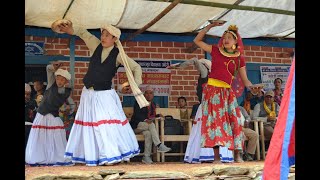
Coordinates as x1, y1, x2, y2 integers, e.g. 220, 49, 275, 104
208, 46, 245, 87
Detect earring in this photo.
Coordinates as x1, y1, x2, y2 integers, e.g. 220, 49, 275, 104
232, 45, 236, 50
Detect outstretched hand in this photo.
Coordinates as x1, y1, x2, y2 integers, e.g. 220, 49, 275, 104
121, 85, 132, 94
208, 20, 225, 28
166, 63, 181, 69
57, 23, 74, 35
52, 61, 63, 70
248, 85, 263, 96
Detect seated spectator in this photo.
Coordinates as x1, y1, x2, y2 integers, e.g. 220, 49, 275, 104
32, 79, 45, 106
177, 96, 189, 135
250, 89, 265, 110
273, 78, 283, 106
240, 91, 253, 115
129, 86, 171, 164
177, 96, 189, 120
59, 95, 76, 140
25, 83, 37, 149
252, 90, 280, 149
238, 106, 259, 161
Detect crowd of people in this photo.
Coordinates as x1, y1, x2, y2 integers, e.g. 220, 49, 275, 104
25, 22, 284, 166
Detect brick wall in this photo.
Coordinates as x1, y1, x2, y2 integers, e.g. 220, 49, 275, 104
25, 35, 294, 108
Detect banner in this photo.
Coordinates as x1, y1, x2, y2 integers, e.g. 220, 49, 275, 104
260, 66, 291, 91
25, 42, 44, 56
118, 60, 171, 96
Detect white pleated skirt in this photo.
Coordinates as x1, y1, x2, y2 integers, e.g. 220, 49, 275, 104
25, 113, 73, 166
65, 87, 140, 166
184, 105, 234, 163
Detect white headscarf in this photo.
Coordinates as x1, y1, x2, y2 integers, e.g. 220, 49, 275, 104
55, 68, 71, 80
101, 24, 121, 41
144, 85, 154, 93
101, 24, 149, 108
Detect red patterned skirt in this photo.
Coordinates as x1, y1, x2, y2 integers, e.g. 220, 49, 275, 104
201, 84, 244, 151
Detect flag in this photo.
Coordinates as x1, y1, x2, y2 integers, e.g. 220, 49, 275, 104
262, 58, 295, 180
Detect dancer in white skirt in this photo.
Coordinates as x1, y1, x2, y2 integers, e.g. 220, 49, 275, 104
25, 62, 73, 166
184, 105, 234, 163
167, 58, 234, 163
58, 23, 143, 166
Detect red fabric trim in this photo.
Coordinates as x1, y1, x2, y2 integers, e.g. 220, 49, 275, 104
32, 125, 65, 129
74, 119, 128, 126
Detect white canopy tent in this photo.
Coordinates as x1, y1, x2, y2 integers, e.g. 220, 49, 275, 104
25, 0, 295, 39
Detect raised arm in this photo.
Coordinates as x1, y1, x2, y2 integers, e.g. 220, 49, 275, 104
176, 59, 196, 68
194, 22, 224, 53
73, 27, 100, 56
181, 59, 209, 78
167, 58, 209, 78
196, 59, 211, 78
46, 62, 62, 89
46, 64, 55, 90
58, 24, 100, 56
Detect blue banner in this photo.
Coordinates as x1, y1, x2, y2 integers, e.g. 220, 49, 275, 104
25, 42, 44, 56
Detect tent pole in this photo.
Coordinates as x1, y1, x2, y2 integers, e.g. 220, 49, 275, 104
63, 0, 75, 19
123, 0, 182, 42
148, 0, 295, 16
69, 36, 75, 88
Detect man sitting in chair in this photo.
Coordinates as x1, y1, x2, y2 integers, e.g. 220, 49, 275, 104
239, 106, 259, 161
129, 86, 171, 164
252, 90, 280, 150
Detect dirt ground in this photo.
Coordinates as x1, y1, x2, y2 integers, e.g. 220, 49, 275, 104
25, 161, 265, 180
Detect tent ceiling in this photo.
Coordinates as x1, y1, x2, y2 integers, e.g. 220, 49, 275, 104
25, 0, 295, 39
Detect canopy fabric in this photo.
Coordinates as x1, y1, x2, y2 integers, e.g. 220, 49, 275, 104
25, 0, 126, 28
25, 0, 295, 38
203, 0, 295, 38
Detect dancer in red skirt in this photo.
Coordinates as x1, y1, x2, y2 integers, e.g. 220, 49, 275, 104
194, 21, 261, 163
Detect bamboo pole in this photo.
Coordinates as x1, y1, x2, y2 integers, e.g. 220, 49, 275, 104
213, 0, 244, 20
62, 0, 75, 19
261, 30, 295, 47
69, 36, 75, 88
123, 0, 182, 42
278, 31, 295, 40
192, 0, 244, 32
148, 0, 295, 16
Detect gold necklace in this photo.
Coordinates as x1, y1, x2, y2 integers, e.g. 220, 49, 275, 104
263, 101, 276, 118
218, 46, 240, 57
